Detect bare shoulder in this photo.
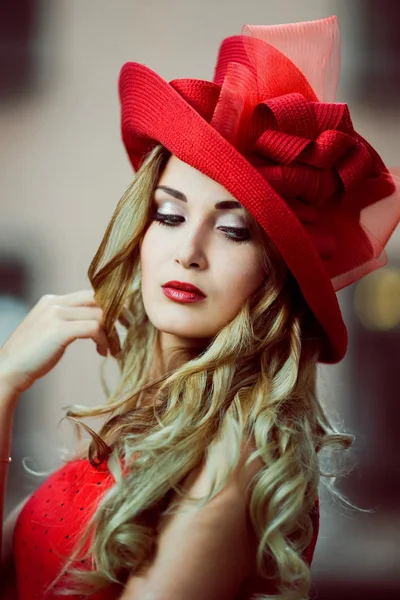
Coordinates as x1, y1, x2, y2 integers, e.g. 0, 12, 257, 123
121, 437, 265, 600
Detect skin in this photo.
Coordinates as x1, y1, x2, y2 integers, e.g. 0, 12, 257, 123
139, 155, 266, 366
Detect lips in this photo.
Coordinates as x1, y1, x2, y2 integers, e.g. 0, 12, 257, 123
161, 280, 206, 304
162, 280, 206, 297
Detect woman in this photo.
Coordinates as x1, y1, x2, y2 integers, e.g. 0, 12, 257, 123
0, 15, 399, 600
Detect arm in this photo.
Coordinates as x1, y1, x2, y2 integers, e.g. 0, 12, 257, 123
120, 441, 261, 600
0, 290, 110, 593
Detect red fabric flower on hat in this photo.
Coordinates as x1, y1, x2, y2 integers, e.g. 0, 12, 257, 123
209, 29, 397, 289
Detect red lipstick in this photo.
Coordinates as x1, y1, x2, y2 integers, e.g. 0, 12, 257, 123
162, 280, 206, 304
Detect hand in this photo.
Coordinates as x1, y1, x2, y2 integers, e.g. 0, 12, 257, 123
0, 289, 109, 396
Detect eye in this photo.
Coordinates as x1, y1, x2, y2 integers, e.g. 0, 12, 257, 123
218, 226, 251, 244
152, 211, 185, 227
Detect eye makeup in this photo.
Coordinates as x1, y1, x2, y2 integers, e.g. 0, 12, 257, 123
152, 210, 251, 244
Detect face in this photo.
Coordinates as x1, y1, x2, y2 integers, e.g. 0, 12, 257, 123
139, 155, 266, 352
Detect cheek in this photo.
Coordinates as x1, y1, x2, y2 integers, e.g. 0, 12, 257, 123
140, 240, 156, 297
140, 226, 163, 278
221, 250, 265, 296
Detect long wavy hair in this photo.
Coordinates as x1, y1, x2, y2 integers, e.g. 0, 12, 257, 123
49, 144, 355, 599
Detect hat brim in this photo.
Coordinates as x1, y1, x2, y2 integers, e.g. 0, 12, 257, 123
119, 61, 348, 363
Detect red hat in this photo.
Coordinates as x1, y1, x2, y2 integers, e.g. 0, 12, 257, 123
118, 15, 400, 364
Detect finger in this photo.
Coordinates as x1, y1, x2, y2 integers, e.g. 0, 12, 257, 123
96, 344, 108, 357
59, 289, 98, 307
53, 306, 104, 322
61, 320, 110, 352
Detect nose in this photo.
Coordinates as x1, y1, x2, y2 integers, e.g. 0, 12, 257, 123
174, 229, 208, 270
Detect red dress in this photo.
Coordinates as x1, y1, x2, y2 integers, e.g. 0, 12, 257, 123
13, 458, 320, 599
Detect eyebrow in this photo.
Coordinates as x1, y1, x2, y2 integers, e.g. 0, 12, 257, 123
155, 185, 242, 210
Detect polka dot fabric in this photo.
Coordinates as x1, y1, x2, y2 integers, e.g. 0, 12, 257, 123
12, 458, 320, 599
13, 458, 120, 600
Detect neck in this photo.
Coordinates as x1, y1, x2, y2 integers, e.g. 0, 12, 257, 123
136, 332, 210, 411
149, 332, 209, 380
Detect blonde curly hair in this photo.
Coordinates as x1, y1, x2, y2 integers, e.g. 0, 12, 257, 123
48, 144, 355, 600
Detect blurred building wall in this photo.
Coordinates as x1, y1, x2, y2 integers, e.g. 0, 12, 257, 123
1, 1, 399, 597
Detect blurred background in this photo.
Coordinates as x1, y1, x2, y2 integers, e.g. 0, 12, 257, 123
0, 0, 399, 598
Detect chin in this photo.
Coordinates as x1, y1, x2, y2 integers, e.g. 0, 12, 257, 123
143, 294, 228, 340
155, 321, 216, 340
146, 309, 216, 340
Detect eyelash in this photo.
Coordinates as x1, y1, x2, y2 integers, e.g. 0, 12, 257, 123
152, 212, 251, 244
